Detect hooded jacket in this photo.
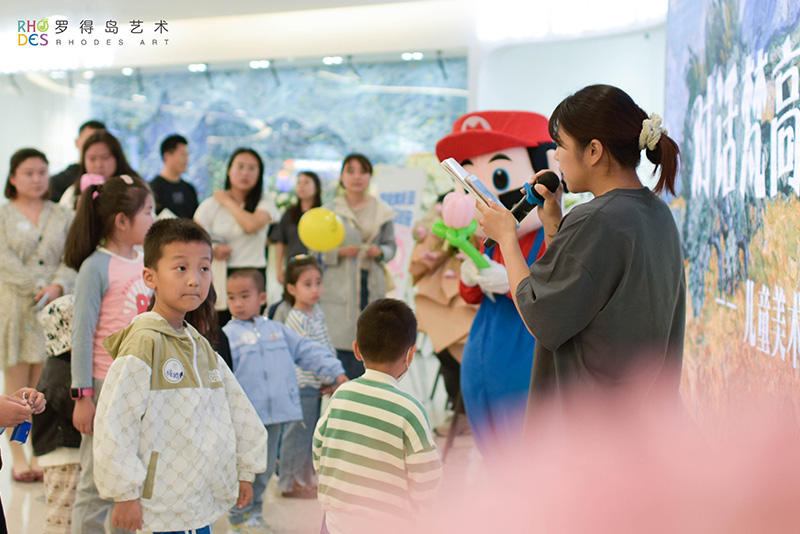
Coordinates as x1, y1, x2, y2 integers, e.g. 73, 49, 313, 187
93, 312, 268, 531
224, 315, 345, 425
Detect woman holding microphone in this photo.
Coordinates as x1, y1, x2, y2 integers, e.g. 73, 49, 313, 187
477, 84, 686, 413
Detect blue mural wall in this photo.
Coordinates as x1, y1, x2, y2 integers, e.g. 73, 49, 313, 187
88, 58, 467, 201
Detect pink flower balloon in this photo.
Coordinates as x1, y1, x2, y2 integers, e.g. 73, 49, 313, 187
442, 192, 474, 229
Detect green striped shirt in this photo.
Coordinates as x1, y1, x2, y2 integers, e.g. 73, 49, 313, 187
313, 369, 442, 522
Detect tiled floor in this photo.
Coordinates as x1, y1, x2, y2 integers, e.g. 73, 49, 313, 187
1, 351, 481, 533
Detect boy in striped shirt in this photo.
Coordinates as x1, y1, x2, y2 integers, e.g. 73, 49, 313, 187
313, 298, 442, 534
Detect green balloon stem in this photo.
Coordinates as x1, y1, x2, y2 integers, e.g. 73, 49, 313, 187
432, 220, 489, 269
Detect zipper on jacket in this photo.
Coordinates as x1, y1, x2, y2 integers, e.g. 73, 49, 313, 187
186, 328, 202, 385
251, 320, 272, 422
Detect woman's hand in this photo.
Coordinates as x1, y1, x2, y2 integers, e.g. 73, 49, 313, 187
338, 245, 361, 258
35, 285, 63, 307
530, 170, 564, 239
366, 245, 382, 259
213, 244, 233, 261
11, 388, 45, 414
73, 396, 96, 435
475, 200, 518, 249
0, 395, 33, 427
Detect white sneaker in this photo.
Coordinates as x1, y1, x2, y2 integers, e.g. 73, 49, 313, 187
245, 513, 273, 534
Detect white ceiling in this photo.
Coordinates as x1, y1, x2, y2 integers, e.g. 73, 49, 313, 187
3, 0, 430, 22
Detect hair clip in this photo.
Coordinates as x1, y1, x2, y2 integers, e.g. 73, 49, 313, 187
120, 174, 134, 185
288, 254, 311, 262
92, 191, 99, 200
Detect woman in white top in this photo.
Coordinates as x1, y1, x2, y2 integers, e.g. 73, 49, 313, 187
194, 148, 277, 321
59, 130, 139, 211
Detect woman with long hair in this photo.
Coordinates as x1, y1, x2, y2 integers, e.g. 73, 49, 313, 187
194, 148, 278, 322
271, 171, 323, 285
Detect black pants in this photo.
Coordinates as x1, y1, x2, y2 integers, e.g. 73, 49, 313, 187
336, 349, 365, 380
435, 348, 461, 407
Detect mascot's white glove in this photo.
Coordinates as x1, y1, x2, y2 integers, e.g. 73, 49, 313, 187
475, 256, 510, 294
460, 254, 510, 294
460, 256, 481, 287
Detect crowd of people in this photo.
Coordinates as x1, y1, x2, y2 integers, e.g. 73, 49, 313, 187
0, 84, 686, 534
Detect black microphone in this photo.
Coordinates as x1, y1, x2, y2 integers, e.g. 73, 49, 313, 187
483, 171, 561, 249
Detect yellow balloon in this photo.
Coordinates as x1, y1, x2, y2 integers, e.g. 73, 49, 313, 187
298, 207, 346, 252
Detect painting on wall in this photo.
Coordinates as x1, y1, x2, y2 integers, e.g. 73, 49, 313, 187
88, 58, 468, 202
666, 0, 800, 428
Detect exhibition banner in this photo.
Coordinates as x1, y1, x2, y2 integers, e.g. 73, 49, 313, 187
374, 165, 426, 301
666, 0, 800, 424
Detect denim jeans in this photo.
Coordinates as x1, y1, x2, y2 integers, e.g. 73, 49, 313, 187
278, 387, 321, 492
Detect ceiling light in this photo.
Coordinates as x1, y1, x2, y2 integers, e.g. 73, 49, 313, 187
402, 52, 424, 61
249, 59, 270, 69
83, 70, 95, 80
322, 56, 344, 65
121, 67, 134, 76
188, 63, 208, 73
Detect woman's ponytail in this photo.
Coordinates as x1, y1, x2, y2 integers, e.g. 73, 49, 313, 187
647, 133, 681, 196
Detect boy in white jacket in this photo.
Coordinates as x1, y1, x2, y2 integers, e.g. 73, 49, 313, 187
93, 218, 268, 533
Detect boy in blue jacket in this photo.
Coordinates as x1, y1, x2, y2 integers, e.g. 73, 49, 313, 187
224, 268, 347, 533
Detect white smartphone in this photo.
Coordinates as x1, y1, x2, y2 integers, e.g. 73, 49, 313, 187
34, 292, 50, 310
440, 158, 502, 206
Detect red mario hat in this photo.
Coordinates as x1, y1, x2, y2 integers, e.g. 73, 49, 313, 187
435, 110, 552, 162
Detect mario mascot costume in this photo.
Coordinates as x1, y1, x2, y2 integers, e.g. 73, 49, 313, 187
436, 111, 557, 453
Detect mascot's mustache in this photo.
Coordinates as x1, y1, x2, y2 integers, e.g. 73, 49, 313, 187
499, 188, 525, 210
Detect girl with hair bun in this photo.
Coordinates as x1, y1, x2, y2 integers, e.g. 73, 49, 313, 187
478, 84, 686, 415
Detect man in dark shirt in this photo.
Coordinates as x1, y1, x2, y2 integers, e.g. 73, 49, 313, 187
149, 134, 199, 218
48, 120, 106, 202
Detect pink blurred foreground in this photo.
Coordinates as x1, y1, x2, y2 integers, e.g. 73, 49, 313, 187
368, 380, 800, 534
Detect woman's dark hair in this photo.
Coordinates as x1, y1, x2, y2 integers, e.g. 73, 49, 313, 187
282, 255, 323, 306
548, 84, 680, 195
288, 171, 322, 225
73, 130, 139, 205
6, 148, 49, 199
64, 175, 152, 270
224, 148, 264, 213
338, 153, 373, 193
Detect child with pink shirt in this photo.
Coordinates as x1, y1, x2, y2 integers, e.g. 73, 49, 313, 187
63, 174, 155, 534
